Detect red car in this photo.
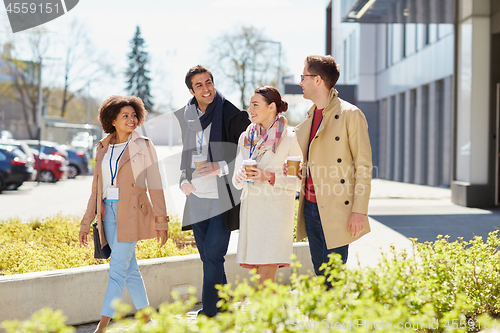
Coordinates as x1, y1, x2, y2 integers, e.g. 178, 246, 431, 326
30, 148, 68, 182
22, 140, 69, 183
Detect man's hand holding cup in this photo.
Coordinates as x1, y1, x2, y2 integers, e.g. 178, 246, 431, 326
284, 156, 302, 178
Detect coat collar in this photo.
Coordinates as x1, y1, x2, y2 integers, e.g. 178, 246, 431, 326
294, 88, 340, 160
305, 88, 339, 118
98, 130, 146, 147
96, 130, 148, 174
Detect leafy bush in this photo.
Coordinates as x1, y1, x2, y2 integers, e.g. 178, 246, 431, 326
1, 308, 75, 333
106, 232, 500, 332
4, 230, 500, 332
0, 214, 197, 275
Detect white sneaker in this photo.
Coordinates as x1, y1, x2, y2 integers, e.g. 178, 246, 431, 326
145, 319, 157, 326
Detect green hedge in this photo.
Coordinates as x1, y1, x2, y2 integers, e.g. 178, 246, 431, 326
0, 214, 197, 275
0, 200, 305, 275
3, 232, 500, 332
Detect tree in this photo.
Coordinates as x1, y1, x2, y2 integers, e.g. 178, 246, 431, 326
59, 20, 113, 118
46, 87, 100, 125
125, 26, 153, 111
0, 28, 51, 139
210, 26, 282, 109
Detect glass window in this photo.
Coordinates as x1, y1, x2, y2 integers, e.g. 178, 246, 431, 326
43, 146, 57, 155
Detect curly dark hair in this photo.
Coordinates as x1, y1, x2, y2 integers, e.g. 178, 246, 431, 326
98, 96, 148, 134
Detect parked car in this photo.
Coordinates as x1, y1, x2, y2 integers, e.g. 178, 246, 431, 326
22, 140, 69, 159
0, 139, 37, 182
0, 130, 14, 140
0, 144, 35, 192
59, 145, 91, 179
29, 148, 68, 182
71, 132, 94, 151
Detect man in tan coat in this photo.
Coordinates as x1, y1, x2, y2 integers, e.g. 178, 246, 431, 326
294, 55, 372, 285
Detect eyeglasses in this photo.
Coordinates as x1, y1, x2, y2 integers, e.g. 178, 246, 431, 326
300, 74, 317, 82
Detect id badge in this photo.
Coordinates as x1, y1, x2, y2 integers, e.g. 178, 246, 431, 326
191, 152, 196, 169
107, 186, 119, 201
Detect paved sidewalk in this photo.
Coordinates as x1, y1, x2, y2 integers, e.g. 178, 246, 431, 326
349, 179, 499, 268
74, 179, 500, 331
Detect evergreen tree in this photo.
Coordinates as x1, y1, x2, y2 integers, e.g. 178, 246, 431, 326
125, 26, 153, 111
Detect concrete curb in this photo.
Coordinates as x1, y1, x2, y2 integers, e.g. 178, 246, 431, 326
0, 242, 314, 326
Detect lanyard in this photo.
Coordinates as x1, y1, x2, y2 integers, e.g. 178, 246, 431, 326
196, 130, 204, 154
249, 129, 256, 158
249, 117, 279, 159
109, 136, 131, 185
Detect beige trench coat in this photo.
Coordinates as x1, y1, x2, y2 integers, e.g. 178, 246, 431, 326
80, 131, 169, 247
295, 88, 372, 249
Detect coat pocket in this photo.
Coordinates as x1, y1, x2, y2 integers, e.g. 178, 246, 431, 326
138, 194, 149, 215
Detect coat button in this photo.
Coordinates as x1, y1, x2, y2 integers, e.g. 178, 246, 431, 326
340, 179, 345, 184
344, 200, 349, 205
133, 206, 136, 209
140, 204, 144, 208
335, 115, 339, 119
337, 158, 342, 163
335, 136, 340, 141
131, 183, 135, 187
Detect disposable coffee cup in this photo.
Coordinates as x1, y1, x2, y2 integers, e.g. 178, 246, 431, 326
193, 154, 207, 171
242, 159, 257, 183
287, 156, 301, 177
243, 159, 257, 175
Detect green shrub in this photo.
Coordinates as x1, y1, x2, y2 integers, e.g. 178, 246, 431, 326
0, 214, 197, 275
1, 308, 75, 333
106, 232, 500, 332
4, 231, 500, 332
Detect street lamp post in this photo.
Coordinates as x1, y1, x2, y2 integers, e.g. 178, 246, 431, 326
35, 56, 58, 184
36, 57, 43, 184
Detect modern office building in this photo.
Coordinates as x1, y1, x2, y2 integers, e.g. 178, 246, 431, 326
327, 0, 499, 207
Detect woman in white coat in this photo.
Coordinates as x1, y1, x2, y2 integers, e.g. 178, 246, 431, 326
232, 86, 302, 285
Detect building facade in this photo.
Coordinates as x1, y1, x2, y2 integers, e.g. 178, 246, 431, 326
329, 0, 500, 207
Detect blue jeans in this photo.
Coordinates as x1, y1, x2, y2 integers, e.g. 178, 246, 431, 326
101, 199, 149, 318
303, 199, 349, 286
188, 194, 230, 317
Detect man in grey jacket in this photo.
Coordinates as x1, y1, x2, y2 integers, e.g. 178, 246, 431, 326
174, 65, 250, 316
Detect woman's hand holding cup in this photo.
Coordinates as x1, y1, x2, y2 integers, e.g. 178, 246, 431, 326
235, 166, 247, 183
242, 159, 257, 183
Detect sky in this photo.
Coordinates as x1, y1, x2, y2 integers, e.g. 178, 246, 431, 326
0, 0, 328, 112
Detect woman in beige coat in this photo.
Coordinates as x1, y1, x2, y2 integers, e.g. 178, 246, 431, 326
232, 86, 302, 285
78, 96, 168, 333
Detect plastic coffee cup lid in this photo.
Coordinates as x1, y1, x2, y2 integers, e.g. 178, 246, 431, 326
243, 159, 257, 165
193, 154, 206, 161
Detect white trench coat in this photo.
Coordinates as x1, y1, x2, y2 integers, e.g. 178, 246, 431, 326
232, 128, 303, 266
